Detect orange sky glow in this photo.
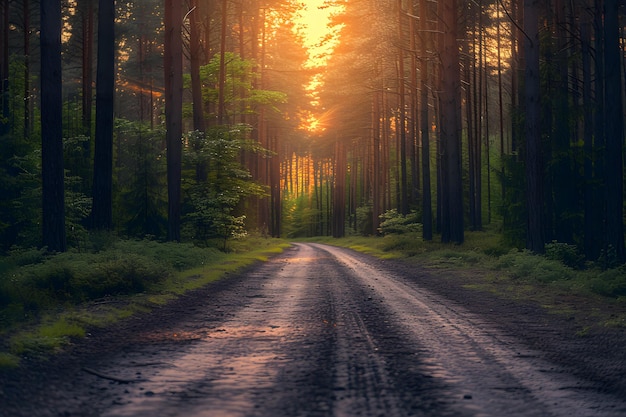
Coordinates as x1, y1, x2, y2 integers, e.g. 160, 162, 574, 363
292, 0, 344, 132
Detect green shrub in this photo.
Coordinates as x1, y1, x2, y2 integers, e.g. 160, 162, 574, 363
545, 241, 585, 269
378, 209, 422, 236
495, 249, 576, 282
380, 234, 422, 253
589, 266, 626, 298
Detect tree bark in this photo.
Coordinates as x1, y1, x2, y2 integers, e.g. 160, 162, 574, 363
40, 0, 66, 252
91, 0, 116, 231
0, 0, 9, 136
165, 0, 183, 241
603, 0, 625, 261
420, 0, 432, 241
440, 0, 464, 244
82, 0, 94, 140
524, 0, 545, 253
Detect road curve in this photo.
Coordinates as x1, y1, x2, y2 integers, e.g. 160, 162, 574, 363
7, 243, 626, 417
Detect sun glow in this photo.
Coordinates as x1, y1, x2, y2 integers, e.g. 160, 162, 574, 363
292, 1, 343, 132
293, 0, 342, 68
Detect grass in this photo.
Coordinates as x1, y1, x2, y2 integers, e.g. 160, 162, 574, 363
0, 236, 290, 368
309, 230, 626, 331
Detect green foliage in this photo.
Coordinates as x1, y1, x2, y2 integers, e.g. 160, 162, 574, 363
182, 127, 267, 247
589, 266, 626, 298
498, 155, 526, 248
356, 203, 373, 236
115, 120, 168, 239
184, 52, 287, 121
283, 194, 320, 238
545, 241, 585, 269
378, 209, 422, 236
0, 237, 211, 328
495, 249, 577, 282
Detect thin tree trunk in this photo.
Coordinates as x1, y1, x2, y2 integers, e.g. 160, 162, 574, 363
0, 0, 9, 136
23, 0, 30, 139
82, 0, 94, 140
217, 0, 228, 125
581, 6, 595, 259
420, 0, 432, 240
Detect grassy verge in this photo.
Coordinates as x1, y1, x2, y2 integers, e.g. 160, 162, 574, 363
0, 236, 289, 368
308, 231, 626, 331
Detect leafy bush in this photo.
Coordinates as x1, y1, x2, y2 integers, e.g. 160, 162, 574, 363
589, 266, 626, 298
0, 239, 215, 324
495, 249, 576, 282
378, 209, 422, 236
545, 241, 585, 269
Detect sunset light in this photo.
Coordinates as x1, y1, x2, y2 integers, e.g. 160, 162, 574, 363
293, 0, 342, 68
292, 1, 343, 132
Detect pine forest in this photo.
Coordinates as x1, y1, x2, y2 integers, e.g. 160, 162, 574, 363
1, 0, 625, 263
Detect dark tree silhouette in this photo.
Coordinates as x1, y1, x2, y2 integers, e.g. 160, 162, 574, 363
165, 0, 183, 241
40, 0, 66, 252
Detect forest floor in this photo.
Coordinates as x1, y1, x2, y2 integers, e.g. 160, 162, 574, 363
1, 242, 625, 417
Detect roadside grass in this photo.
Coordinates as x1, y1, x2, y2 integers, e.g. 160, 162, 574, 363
309, 231, 626, 331
0, 236, 289, 368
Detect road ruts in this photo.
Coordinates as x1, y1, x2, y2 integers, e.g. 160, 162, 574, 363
5, 243, 626, 417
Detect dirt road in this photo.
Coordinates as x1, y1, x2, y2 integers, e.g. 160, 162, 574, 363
2, 243, 626, 416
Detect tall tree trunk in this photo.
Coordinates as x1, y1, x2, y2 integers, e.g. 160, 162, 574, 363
553, 0, 573, 243
217, 0, 228, 125
581, 6, 595, 259
440, 0, 463, 244
40, 0, 66, 252
333, 141, 346, 237
603, 0, 625, 262
91, 0, 115, 231
420, 0, 432, 241
524, 0, 545, 253
1, 0, 9, 136
82, 0, 94, 140
397, 0, 408, 216
23, 0, 30, 139
593, 0, 606, 260
165, 0, 183, 241
190, 0, 205, 134
190, 0, 207, 183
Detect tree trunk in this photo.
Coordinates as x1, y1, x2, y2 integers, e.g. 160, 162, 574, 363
420, 0, 432, 241
524, 0, 545, 253
333, 141, 346, 237
397, 0, 408, 216
217, 0, 228, 125
40, 0, 66, 252
23, 0, 30, 139
91, 0, 115, 231
581, 6, 596, 259
1, 0, 9, 136
440, 0, 464, 244
82, 0, 94, 140
552, 0, 573, 243
603, 0, 625, 262
165, 0, 183, 241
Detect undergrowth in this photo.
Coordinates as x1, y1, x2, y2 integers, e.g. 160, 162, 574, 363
0, 234, 289, 367
315, 229, 626, 301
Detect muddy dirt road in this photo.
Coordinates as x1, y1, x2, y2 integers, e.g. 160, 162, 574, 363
2, 243, 626, 417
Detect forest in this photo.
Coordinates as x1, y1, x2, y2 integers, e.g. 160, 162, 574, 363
0, 0, 625, 265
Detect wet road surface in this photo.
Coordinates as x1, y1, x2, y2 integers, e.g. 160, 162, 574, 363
8, 243, 626, 416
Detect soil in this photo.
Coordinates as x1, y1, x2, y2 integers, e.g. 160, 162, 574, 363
1, 243, 625, 417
